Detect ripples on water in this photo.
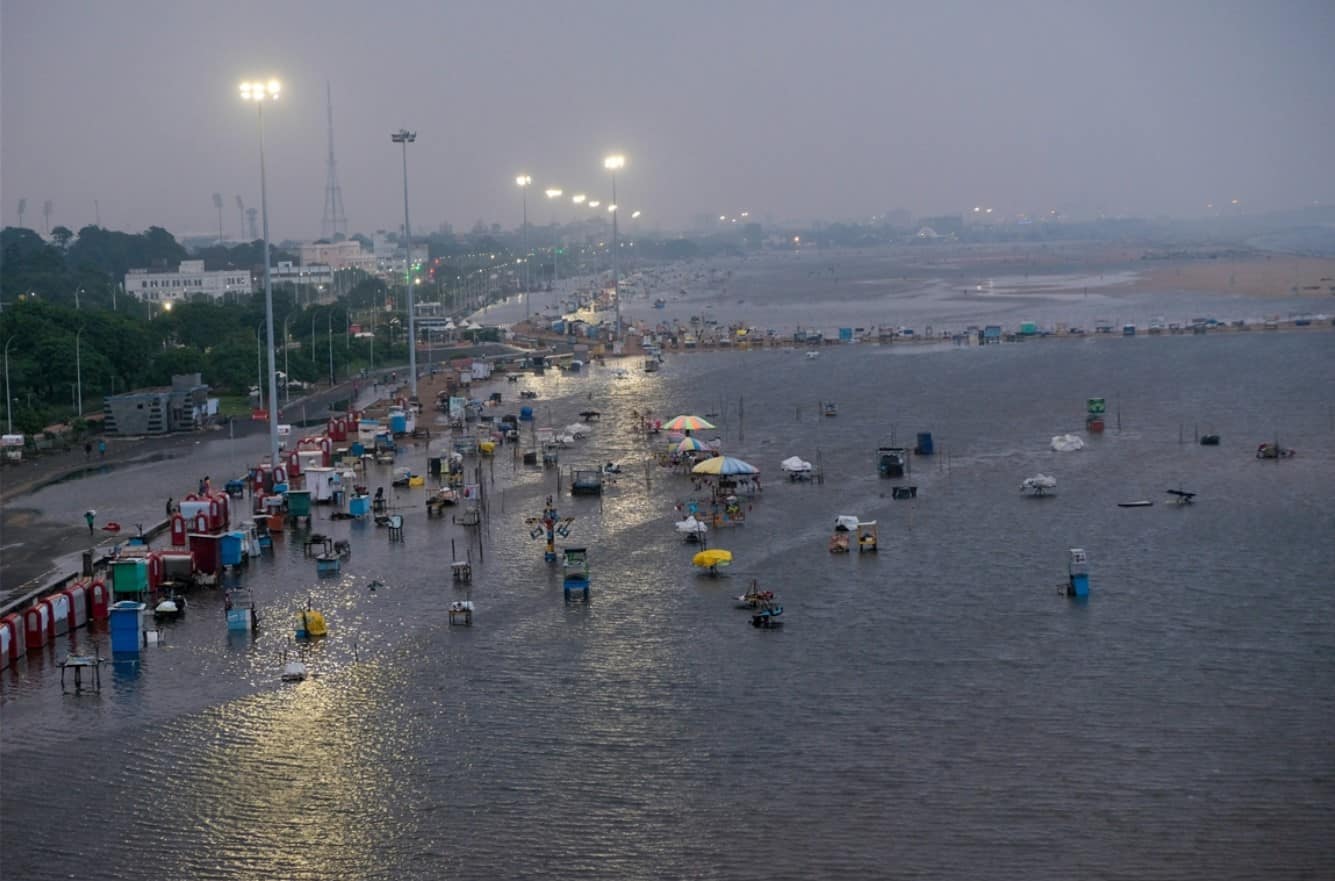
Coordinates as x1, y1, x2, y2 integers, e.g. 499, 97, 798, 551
4, 332, 1334, 880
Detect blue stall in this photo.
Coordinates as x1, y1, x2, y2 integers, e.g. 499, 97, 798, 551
109, 601, 146, 654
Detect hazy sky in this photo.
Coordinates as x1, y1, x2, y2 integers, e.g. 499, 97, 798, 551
3, 0, 1333, 239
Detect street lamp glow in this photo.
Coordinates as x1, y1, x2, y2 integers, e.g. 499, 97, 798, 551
515, 174, 532, 188
545, 188, 563, 199
588, 200, 600, 208
740, 211, 749, 218
607, 204, 617, 213
163, 300, 173, 311
631, 210, 641, 219
239, 79, 281, 101
603, 154, 625, 171
572, 194, 586, 204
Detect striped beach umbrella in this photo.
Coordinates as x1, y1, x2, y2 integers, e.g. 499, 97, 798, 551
675, 436, 709, 453
691, 456, 759, 476
664, 414, 716, 432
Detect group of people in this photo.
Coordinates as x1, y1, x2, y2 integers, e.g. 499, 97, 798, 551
82, 439, 107, 460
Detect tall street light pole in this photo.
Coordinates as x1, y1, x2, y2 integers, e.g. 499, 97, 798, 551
4, 335, 15, 434
603, 154, 625, 339
74, 326, 84, 417
545, 187, 563, 289
282, 314, 292, 405
515, 175, 532, 321
240, 78, 282, 469
391, 129, 418, 399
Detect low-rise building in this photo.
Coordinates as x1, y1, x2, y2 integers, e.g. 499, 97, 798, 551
271, 261, 335, 303
125, 260, 253, 303
103, 373, 214, 435
298, 240, 377, 273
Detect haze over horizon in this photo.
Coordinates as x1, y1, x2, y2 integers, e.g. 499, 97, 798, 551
3, 0, 1333, 240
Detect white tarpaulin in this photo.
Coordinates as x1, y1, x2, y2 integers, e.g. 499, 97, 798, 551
780, 456, 812, 473
1050, 434, 1085, 452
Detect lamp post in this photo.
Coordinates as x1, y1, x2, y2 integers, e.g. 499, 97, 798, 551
603, 154, 625, 338
255, 323, 265, 412
4, 335, 15, 434
515, 175, 532, 319
391, 128, 418, 398
74, 326, 84, 417
282, 314, 292, 405
545, 188, 563, 288
74, 287, 84, 311
240, 77, 282, 469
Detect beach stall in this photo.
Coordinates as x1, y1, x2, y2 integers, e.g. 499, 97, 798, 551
304, 467, 339, 503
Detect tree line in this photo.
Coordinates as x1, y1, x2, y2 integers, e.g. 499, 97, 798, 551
1, 226, 405, 436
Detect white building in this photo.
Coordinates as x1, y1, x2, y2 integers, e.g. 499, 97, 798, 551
271, 261, 335, 303
125, 259, 253, 303
298, 240, 376, 273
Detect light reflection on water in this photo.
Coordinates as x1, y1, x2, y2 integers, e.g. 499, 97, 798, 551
3, 331, 1334, 880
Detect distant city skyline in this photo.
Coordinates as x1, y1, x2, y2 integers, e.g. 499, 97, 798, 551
4, 1, 1333, 240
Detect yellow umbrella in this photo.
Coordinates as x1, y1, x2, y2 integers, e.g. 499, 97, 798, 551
692, 549, 733, 568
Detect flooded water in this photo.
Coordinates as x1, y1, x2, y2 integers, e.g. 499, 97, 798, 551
3, 330, 1334, 880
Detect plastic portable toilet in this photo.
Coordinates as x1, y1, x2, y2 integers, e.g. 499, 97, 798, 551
89, 577, 110, 621
0, 614, 23, 667
287, 490, 312, 518
62, 582, 90, 630
24, 603, 51, 652
220, 531, 244, 567
43, 592, 72, 637
109, 601, 146, 654
520, 406, 534, 422
111, 559, 149, 595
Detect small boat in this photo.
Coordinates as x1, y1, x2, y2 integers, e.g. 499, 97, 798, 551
822, 401, 838, 418
1117, 500, 1154, 508
1199, 434, 1220, 446
1256, 442, 1295, 459
1166, 489, 1196, 505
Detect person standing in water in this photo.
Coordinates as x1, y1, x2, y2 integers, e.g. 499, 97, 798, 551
84, 510, 95, 534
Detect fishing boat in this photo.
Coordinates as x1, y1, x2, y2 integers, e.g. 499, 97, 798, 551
1117, 500, 1154, 508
